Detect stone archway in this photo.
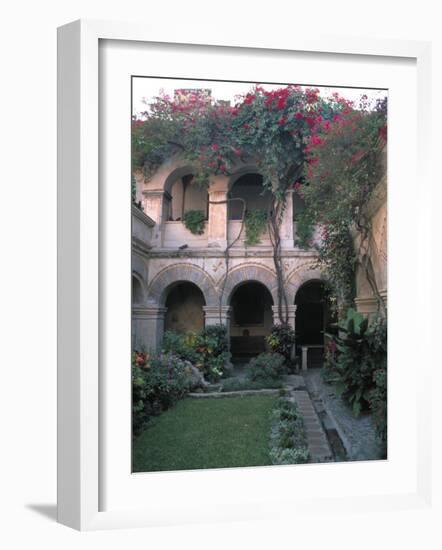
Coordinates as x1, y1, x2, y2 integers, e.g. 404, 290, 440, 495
147, 264, 218, 307
220, 264, 278, 307
142, 264, 219, 351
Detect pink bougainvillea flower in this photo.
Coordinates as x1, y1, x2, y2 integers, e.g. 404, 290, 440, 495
311, 135, 323, 146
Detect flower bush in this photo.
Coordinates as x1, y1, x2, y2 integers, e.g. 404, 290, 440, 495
162, 324, 231, 382
266, 324, 296, 362
248, 352, 287, 382
301, 96, 387, 304
132, 351, 192, 435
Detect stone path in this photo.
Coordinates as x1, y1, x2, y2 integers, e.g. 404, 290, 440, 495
302, 368, 384, 461
283, 375, 333, 463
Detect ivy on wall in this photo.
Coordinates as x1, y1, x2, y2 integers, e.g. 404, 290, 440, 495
183, 209, 206, 235
244, 209, 267, 246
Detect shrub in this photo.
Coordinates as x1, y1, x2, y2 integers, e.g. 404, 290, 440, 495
269, 398, 309, 465
221, 378, 283, 392
248, 352, 286, 381
132, 351, 192, 435
183, 209, 206, 235
162, 325, 231, 383
324, 309, 387, 418
266, 324, 296, 362
369, 365, 387, 449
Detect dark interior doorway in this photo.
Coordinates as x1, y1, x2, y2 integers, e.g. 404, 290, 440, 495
295, 281, 326, 368
164, 282, 205, 334
229, 281, 273, 359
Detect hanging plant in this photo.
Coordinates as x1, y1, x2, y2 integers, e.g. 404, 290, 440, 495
183, 209, 206, 235
244, 209, 268, 245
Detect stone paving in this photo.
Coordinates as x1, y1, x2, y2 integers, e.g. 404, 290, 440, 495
302, 368, 384, 461
283, 375, 333, 463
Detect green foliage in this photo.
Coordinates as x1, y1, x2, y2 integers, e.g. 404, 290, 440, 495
323, 309, 387, 419
162, 325, 230, 383
132, 351, 192, 436
369, 364, 387, 449
301, 101, 387, 304
266, 324, 296, 362
294, 205, 315, 249
221, 378, 283, 392
269, 398, 309, 465
183, 209, 206, 235
244, 209, 267, 245
248, 352, 287, 382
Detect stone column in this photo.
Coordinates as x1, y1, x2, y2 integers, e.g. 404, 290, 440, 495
280, 189, 294, 249
142, 190, 171, 246
301, 346, 308, 371
272, 304, 297, 330
132, 306, 166, 352
203, 306, 231, 328
207, 176, 229, 249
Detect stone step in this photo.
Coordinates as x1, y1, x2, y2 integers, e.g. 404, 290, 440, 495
290, 390, 333, 463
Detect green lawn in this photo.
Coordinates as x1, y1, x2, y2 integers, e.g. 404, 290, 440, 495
133, 395, 276, 472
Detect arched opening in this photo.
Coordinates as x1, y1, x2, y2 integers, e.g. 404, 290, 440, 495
228, 173, 271, 220
229, 281, 273, 359
168, 174, 208, 221
295, 280, 335, 368
164, 281, 206, 333
132, 275, 144, 305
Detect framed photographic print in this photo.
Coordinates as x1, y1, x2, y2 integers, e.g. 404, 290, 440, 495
57, 19, 432, 530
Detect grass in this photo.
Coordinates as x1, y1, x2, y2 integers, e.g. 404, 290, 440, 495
132, 395, 276, 472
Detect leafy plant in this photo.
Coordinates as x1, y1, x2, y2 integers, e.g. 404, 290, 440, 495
266, 324, 296, 362
183, 209, 206, 235
369, 364, 387, 449
244, 209, 267, 245
269, 398, 309, 465
162, 325, 231, 383
132, 351, 192, 435
248, 352, 286, 382
324, 309, 387, 418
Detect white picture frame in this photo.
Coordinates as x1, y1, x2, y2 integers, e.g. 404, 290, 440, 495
57, 19, 432, 531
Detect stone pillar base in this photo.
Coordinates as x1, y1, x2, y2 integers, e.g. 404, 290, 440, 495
132, 306, 166, 352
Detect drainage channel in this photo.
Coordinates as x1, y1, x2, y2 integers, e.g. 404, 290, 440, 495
316, 409, 347, 462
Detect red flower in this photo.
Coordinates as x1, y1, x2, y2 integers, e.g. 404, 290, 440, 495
243, 123, 250, 129
220, 165, 227, 171
212, 144, 219, 151
277, 117, 286, 125
276, 97, 286, 110
311, 135, 323, 146
295, 112, 303, 120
